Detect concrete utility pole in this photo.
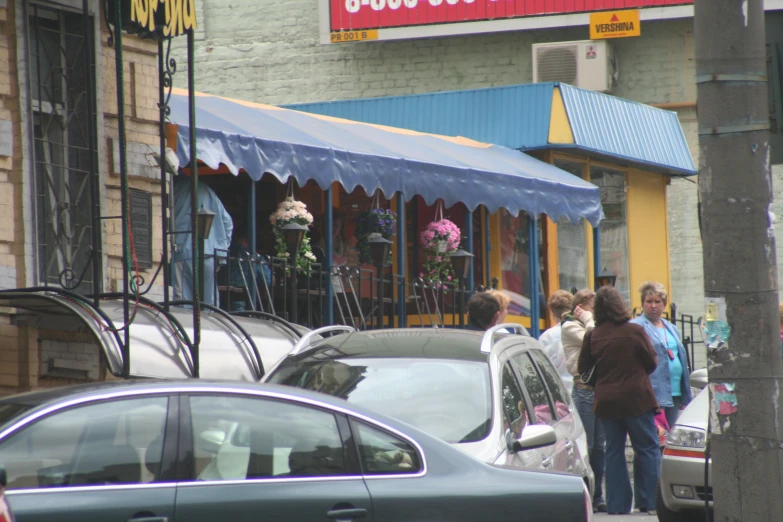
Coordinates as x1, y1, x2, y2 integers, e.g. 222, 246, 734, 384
695, 1, 783, 519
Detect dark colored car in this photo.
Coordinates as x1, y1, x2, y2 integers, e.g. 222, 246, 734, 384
0, 380, 592, 522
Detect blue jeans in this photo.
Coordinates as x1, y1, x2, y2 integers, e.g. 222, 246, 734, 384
664, 395, 683, 430
603, 411, 661, 514
573, 387, 605, 504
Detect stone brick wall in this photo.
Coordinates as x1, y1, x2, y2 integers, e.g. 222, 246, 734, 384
0, 0, 162, 394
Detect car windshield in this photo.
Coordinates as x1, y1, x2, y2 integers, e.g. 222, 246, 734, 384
269, 358, 492, 443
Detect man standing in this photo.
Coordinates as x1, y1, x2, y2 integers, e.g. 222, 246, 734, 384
172, 175, 233, 306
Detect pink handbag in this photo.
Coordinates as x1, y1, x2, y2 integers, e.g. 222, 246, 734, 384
654, 410, 670, 447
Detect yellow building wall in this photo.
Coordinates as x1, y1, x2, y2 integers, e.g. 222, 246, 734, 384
626, 169, 671, 310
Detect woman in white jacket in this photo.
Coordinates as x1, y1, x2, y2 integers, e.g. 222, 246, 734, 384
561, 289, 605, 513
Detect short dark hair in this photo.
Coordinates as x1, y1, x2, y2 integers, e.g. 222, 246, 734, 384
594, 286, 631, 325
467, 292, 500, 330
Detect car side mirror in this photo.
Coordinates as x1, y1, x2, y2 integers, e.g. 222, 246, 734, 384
505, 424, 557, 453
689, 368, 708, 390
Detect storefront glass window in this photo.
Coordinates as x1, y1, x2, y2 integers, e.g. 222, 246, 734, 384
553, 160, 589, 293
590, 167, 631, 304
499, 210, 544, 317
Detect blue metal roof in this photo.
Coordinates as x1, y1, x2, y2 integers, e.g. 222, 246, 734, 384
557, 84, 696, 176
286, 83, 697, 176
287, 83, 554, 151
168, 89, 604, 226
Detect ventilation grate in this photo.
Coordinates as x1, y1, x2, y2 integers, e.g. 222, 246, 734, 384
536, 46, 578, 83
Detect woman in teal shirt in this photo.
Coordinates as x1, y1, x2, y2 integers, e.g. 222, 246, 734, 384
630, 281, 692, 429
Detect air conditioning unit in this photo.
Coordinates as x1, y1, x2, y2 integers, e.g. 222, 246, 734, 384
532, 40, 615, 92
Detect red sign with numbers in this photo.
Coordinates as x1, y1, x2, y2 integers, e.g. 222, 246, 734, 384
330, 0, 693, 31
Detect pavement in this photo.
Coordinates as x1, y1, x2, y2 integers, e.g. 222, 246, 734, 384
595, 512, 658, 521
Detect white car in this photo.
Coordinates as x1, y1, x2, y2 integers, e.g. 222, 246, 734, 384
264, 325, 595, 495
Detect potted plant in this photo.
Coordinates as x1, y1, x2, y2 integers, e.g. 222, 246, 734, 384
355, 208, 397, 265
419, 218, 461, 283
269, 196, 316, 270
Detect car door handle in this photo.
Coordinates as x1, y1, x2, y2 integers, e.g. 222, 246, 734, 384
327, 508, 368, 519
128, 518, 169, 522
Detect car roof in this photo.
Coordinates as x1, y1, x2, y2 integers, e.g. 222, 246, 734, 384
0, 379, 390, 418
292, 328, 497, 363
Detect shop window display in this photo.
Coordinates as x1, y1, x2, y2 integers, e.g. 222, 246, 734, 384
591, 167, 631, 304
553, 160, 589, 292
499, 210, 544, 317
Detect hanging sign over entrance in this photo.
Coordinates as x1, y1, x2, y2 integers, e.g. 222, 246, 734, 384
589, 10, 641, 40
111, 0, 197, 38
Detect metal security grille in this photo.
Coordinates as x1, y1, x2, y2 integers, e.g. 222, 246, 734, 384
27, 1, 97, 292
129, 189, 152, 269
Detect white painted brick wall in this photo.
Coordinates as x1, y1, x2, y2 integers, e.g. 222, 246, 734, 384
176, 4, 780, 335
170, 2, 696, 107
40, 339, 100, 381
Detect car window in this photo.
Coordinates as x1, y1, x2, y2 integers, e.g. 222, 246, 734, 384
501, 362, 528, 439
351, 421, 421, 475
0, 396, 168, 489
529, 349, 573, 420
268, 358, 492, 444
513, 353, 555, 426
189, 395, 348, 480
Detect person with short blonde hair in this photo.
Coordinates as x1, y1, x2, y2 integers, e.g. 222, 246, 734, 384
638, 281, 668, 306
631, 281, 690, 430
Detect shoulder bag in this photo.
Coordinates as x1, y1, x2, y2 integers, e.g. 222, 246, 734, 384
579, 330, 597, 387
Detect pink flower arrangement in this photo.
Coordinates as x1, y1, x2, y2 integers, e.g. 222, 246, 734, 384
420, 218, 461, 283
420, 219, 461, 252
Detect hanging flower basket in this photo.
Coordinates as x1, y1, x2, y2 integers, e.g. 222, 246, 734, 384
355, 207, 397, 266
420, 218, 461, 283
269, 196, 316, 270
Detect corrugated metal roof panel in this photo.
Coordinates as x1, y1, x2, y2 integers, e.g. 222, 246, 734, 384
284, 83, 555, 150
558, 84, 696, 176
286, 83, 696, 176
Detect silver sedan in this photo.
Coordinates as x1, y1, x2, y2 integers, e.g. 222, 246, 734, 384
656, 369, 711, 522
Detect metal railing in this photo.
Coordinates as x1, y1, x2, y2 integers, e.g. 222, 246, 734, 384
210, 252, 483, 330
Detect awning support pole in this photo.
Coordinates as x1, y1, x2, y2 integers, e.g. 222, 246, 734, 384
325, 187, 334, 325
528, 217, 540, 338
484, 206, 491, 289
466, 209, 474, 292
158, 38, 170, 312
248, 179, 256, 254
187, 29, 201, 377
396, 192, 405, 327
112, 1, 131, 377
593, 226, 601, 283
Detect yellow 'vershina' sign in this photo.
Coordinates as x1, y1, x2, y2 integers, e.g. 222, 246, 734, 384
130, 0, 197, 38
589, 10, 640, 40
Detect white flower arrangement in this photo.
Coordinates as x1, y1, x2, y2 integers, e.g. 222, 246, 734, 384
269, 197, 316, 271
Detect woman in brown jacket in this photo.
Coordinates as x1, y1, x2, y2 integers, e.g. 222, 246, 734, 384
578, 286, 660, 516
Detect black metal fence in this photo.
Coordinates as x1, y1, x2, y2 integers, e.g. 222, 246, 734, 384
211, 251, 476, 330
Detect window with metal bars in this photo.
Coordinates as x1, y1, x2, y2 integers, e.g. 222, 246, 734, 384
26, 1, 97, 293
